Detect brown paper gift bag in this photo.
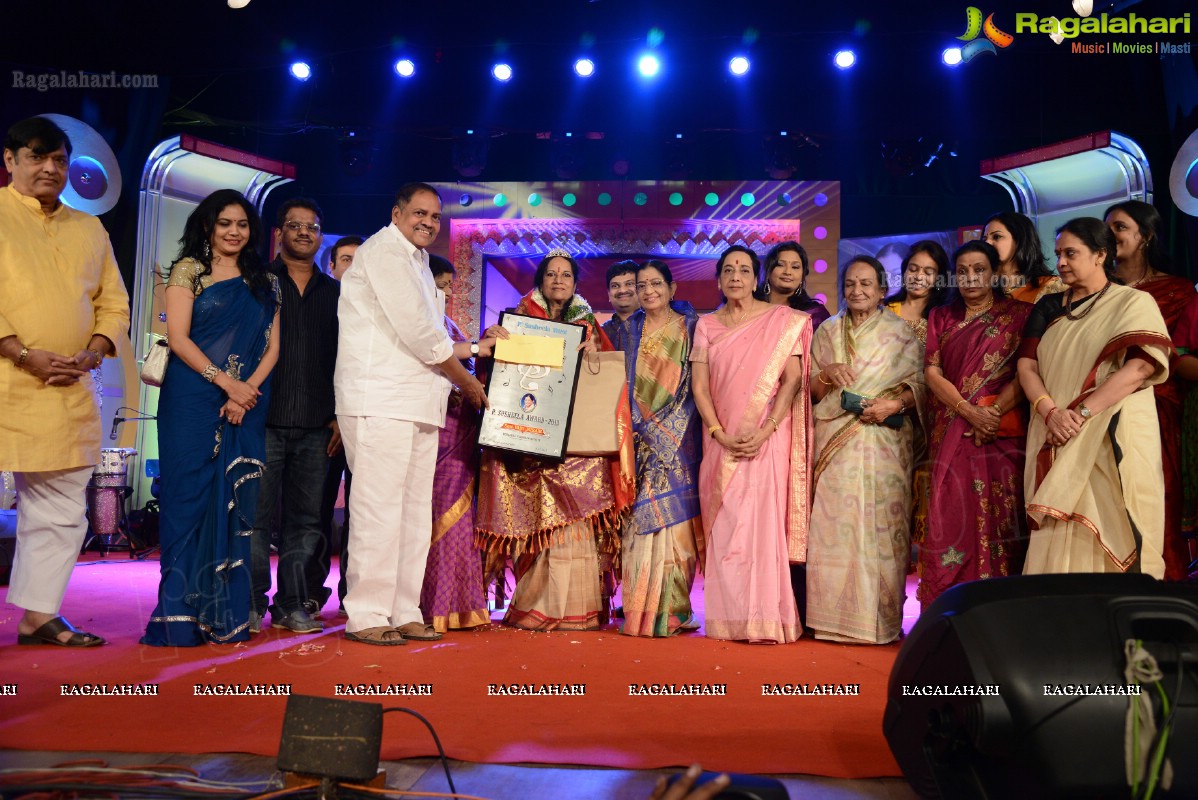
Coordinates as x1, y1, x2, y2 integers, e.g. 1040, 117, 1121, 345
566, 351, 626, 456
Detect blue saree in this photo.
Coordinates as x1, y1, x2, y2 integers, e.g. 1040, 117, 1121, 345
619, 301, 705, 637
143, 273, 279, 646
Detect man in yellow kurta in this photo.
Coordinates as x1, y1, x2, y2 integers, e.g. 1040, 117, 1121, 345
0, 116, 130, 647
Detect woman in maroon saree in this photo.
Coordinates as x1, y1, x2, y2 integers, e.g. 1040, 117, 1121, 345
419, 258, 489, 632
1105, 201, 1197, 580
919, 241, 1032, 608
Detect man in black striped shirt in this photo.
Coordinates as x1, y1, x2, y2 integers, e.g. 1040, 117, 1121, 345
249, 198, 340, 634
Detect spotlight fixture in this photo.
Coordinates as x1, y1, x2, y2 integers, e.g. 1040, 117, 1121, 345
728, 56, 750, 76
637, 54, 661, 78
492, 63, 513, 82
289, 62, 312, 81
394, 59, 415, 78
227, 0, 251, 7
574, 58, 595, 77
833, 50, 856, 70
942, 47, 963, 66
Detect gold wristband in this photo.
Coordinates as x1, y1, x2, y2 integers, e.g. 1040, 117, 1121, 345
708, 424, 723, 438
1032, 394, 1051, 415
954, 399, 968, 414
16, 346, 30, 368
766, 416, 779, 430
817, 371, 833, 386
201, 363, 220, 383
86, 348, 103, 367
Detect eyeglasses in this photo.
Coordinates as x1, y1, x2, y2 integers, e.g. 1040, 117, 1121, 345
636, 279, 667, 292
283, 221, 321, 234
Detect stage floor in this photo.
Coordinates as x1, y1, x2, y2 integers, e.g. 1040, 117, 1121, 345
1, 554, 923, 793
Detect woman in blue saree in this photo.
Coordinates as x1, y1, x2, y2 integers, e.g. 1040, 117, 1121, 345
620, 260, 705, 637
142, 189, 281, 646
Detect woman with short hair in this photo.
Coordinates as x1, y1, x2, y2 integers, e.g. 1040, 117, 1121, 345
806, 256, 925, 644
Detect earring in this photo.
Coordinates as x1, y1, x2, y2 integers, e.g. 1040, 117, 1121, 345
202, 241, 211, 260
762, 283, 771, 296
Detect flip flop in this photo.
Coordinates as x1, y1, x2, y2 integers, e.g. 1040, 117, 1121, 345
397, 622, 443, 641
344, 626, 406, 646
17, 616, 107, 647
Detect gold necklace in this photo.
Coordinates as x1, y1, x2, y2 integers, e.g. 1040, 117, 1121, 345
640, 312, 678, 355
1064, 281, 1111, 321
963, 297, 994, 322
1129, 264, 1152, 287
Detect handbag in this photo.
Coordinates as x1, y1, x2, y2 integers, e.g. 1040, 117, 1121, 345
140, 337, 170, 387
841, 390, 904, 429
565, 350, 626, 456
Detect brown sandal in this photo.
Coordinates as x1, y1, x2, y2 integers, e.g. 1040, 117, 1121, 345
344, 626, 406, 646
17, 616, 107, 648
397, 622, 443, 641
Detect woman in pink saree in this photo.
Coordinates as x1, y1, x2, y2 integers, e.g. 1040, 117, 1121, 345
691, 245, 812, 644
920, 241, 1032, 608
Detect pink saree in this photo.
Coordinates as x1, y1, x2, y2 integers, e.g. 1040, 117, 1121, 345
693, 305, 812, 643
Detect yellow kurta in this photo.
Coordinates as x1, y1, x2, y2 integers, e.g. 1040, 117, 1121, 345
0, 184, 130, 471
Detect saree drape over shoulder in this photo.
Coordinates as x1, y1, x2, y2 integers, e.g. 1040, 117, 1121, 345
620, 303, 704, 637
1022, 284, 1171, 578
421, 317, 489, 633
143, 267, 279, 646
475, 290, 636, 630
693, 305, 812, 644
807, 308, 925, 644
919, 298, 1032, 609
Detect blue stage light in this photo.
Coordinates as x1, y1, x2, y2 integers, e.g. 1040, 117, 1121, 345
492, 63, 513, 82
833, 50, 856, 70
289, 62, 312, 81
574, 58, 595, 77
394, 59, 415, 78
942, 47, 963, 67
638, 54, 661, 78
728, 56, 750, 76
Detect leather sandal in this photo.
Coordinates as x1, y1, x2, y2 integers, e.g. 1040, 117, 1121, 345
397, 622, 443, 641
344, 626, 406, 646
17, 616, 107, 648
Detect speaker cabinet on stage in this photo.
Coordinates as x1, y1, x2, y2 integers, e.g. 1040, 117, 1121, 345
884, 574, 1198, 799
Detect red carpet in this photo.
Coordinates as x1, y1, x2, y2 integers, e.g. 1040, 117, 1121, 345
0, 557, 904, 777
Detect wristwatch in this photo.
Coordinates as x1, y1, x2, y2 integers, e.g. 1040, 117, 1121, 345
469, 341, 480, 356
1078, 404, 1092, 420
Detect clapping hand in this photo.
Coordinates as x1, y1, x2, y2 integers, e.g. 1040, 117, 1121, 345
648, 765, 731, 800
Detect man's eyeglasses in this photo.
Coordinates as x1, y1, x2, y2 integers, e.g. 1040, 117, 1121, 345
284, 221, 321, 234
636, 279, 667, 292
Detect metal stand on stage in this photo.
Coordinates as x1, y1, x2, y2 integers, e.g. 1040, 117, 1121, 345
83, 448, 137, 556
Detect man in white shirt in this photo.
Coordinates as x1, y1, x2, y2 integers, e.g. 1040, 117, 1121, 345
334, 183, 488, 645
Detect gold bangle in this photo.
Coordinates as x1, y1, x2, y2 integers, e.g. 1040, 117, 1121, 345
86, 348, 103, 367
708, 424, 723, 438
16, 346, 30, 368
1032, 394, 1051, 414
201, 363, 220, 383
817, 372, 833, 386
954, 399, 968, 414
766, 416, 779, 430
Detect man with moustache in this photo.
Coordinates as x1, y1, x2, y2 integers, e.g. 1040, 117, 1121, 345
311, 235, 363, 616
335, 183, 489, 645
250, 198, 340, 633
0, 116, 130, 647
602, 259, 640, 350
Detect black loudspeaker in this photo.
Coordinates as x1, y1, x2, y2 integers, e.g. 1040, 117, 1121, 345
884, 574, 1198, 799
277, 695, 383, 783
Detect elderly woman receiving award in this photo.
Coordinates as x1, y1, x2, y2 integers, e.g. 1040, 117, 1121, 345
476, 249, 636, 631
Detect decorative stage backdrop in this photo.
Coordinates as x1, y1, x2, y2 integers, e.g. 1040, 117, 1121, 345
426, 180, 841, 338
